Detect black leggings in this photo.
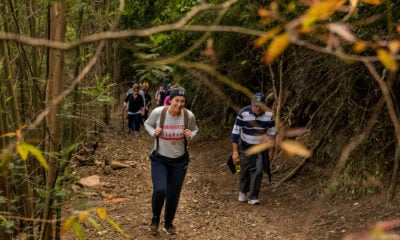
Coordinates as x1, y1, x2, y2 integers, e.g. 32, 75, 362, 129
128, 114, 142, 131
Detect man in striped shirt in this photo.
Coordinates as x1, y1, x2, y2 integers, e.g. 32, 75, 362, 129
231, 92, 276, 205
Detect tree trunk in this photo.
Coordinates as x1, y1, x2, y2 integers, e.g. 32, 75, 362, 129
1, 3, 28, 236
113, 41, 121, 111
40, 1, 66, 239
68, 9, 84, 145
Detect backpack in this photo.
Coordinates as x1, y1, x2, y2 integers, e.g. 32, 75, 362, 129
155, 106, 189, 155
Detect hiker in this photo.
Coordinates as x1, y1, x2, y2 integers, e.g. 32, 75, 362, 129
144, 90, 152, 121
142, 79, 149, 92
123, 84, 144, 137
156, 85, 167, 106
231, 92, 276, 205
163, 84, 179, 105
144, 87, 199, 235
126, 81, 145, 107
126, 81, 134, 95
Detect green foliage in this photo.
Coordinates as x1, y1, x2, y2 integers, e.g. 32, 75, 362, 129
0, 216, 15, 234
153, 0, 201, 23
81, 75, 115, 105
350, 4, 389, 41
130, 43, 174, 85
121, 1, 157, 28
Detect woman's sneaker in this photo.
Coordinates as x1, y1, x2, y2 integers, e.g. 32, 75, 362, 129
163, 224, 176, 235
248, 199, 260, 205
149, 218, 159, 235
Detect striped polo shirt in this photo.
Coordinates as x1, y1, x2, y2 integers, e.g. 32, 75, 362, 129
231, 105, 276, 145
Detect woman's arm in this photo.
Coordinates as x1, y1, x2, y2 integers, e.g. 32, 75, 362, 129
144, 107, 160, 136
187, 111, 199, 139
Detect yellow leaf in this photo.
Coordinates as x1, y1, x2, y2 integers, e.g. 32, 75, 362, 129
86, 216, 102, 232
296, 26, 313, 34
16, 142, 29, 160
280, 140, 312, 158
17, 142, 48, 170
360, 0, 383, 5
78, 211, 89, 223
60, 216, 75, 235
71, 221, 84, 239
106, 216, 130, 238
353, 41, 367, 53
97, 208, 107, 220
257, 8, 270, 17
27, 144, 48, 169
264, 33, 290, 64
254, 27, 281, 48
302, 0, 346, 27
377, 49, 398, 72
244, 142, 275, 156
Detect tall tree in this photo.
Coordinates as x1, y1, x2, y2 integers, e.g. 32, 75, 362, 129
40, 1, 67, 239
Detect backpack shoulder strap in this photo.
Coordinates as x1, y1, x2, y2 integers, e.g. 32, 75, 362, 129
159, 106, 168, 128
156, 106, 169, 155
183, 109, 189, 129
183, 109, 189, 153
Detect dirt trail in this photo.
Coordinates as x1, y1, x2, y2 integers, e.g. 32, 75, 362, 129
62, 110, 400, 240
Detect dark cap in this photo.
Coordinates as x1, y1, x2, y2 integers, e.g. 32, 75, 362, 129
170, 87, 186, 100
252, 93, 265, 106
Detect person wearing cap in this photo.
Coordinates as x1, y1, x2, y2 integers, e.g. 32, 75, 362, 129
231, 92, 276, 205
144, 86, 199, 235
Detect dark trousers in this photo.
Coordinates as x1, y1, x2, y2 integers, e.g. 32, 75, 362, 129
150, 152, 189, 225
238, 143, 269, 200
127, 113, 142, 131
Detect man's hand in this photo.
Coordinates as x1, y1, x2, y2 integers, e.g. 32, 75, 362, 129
232, 151, 239, 164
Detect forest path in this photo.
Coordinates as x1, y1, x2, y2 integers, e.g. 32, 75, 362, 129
62, 108, 399, 240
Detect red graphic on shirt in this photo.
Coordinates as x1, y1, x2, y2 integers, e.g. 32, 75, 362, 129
161, 124, 185, 140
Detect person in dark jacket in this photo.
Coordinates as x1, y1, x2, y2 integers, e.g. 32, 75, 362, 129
123, 84, 144, 137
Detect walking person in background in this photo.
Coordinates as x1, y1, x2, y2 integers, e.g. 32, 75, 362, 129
126, 81, 134, 95
231, 92, 276, 205
163, 84, 179, 106
144, 87, 199, 235
144, 89, 152, 122
157, 85, 168, 106
142, 79, 149, 92
123, 84, 144, 137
